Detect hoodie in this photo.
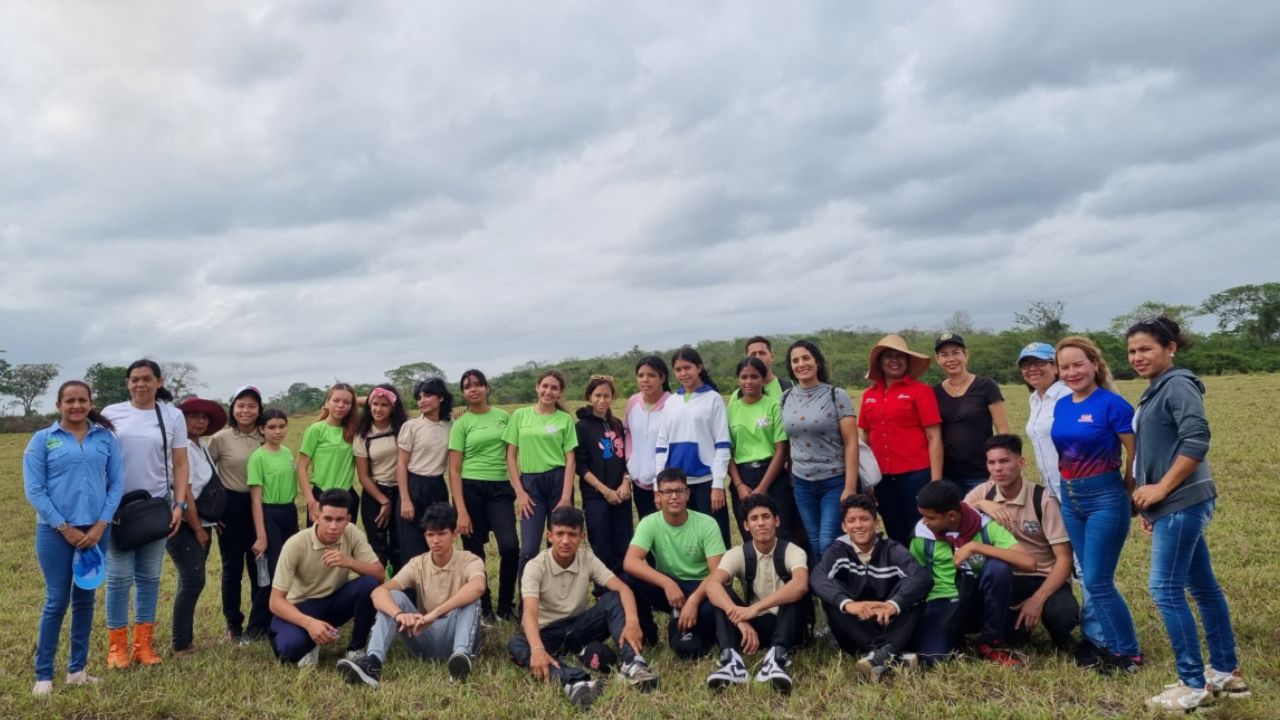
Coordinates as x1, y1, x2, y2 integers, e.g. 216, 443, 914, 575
810, 534, 931, 614
1134, 367, 1216, 521
575, 406, 627, 501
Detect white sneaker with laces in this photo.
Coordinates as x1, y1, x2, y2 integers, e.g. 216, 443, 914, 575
753, 648, 793, 694
1205, 668, 1251, 699
297, 646, 320, 668
706, 649, 748, 689
344, 648, 366, 662
1146, 681, 1211, 712
66, 670, 101, 686
620, 659, 660, 691
32, 680, 54, 697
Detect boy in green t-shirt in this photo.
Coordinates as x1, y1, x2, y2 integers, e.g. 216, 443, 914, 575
623, 468, 726, 659
908, 481, 1034, 667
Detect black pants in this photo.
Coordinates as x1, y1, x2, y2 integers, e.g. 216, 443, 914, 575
360, 485, 398, 571
688, 482, 731, 549
630, 576, 716, 659
825, 601, 922, 657
633, 486, 657, 519
166, 524, 211, 651
1007, 574, 1080, 650
262, 502, 299, 583
459, 479, 520, 618
912, 558, 1015, 664
713, 593, 803, 653
395, 473, 449, 567
729, 462, 808, 551
219, 490, 270, 638
583, 492, 633, 576
308, 487, 359, 527
508, 591, 637, 684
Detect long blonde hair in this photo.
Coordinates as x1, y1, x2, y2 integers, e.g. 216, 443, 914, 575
1055, 336, 1115, 392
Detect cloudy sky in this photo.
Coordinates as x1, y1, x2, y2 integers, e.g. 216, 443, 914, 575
2, 1, 1277, 404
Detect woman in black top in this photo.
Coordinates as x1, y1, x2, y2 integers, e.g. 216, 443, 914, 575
575, 376, 632, 576
932, 333, 1009, 493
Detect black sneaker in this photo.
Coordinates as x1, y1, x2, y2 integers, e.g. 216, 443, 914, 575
1073, 638, 1102, 668
565, 679, 602, 710
337, 654, 382, 688
447, 652, 472, 682
1096, 652, 1142, 676
856, 646, 892, 683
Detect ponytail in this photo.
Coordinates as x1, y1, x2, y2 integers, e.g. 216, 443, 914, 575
698, 368, 719, 393
155, 387, 174, 403
88, 408, 116, 431
671, 346, 718, 393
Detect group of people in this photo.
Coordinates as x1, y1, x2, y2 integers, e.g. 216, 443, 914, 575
22, 317, 1250, 712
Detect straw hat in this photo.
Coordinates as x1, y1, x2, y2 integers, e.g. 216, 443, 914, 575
177, 396, 228, 435
866, 334, 931, 380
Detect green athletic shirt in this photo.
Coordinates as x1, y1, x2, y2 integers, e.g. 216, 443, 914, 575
501, 406, 579, 474
299, 422, 355, 491
247, 446, 298, 505
726, 394, 788, 464
448, 408, 511, 481
630, 510, 726, 581
909, 521, 1018, 601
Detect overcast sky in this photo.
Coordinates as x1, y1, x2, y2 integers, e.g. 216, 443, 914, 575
2, 1, 1278, 405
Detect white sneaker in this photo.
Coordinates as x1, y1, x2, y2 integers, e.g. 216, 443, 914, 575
753, 647, 793, 694
1205, 668, 1251, 699
32, 680, 54, 697
565, 679, 603, 709
344, 648, 366, 662
1146, 681, 1211, 712
619, 659, 660, 691
706, 649, 748, 689
297, 646, 320, 668
65, 670, 101, 686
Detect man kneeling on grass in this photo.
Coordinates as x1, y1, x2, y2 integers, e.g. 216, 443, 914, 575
338, 503, 485, 687
811, 494, 931, 682
703, 494, 808, 693
909, 481, 1036, 667
508, 506, 659, 710
269, 489, 384, 667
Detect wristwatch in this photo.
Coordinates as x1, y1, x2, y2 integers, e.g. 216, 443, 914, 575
179, 501, 189, 511
55, 522, 68, 532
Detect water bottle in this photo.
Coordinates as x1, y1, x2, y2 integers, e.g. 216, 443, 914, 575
256, 556, 270, 586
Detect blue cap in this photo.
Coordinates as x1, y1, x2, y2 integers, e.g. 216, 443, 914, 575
1017, 342, 1056, 365
73, 545, 105, 590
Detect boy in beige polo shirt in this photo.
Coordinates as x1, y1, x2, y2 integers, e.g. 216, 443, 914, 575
268, 490, 384, 667
509, 507, 660, 710
337, 503, 485, 688
965, 434, 1080, 650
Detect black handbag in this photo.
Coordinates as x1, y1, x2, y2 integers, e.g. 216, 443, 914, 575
195, 445, 227, 522
112, 490, 172, 551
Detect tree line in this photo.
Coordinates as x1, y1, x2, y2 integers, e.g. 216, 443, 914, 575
2, 283, 1278, 423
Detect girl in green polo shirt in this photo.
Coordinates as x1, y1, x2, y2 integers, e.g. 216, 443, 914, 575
248, 410, 300, 587
298, 383, 359, 525
502, 368, 579, 580
725, 356, 796, 543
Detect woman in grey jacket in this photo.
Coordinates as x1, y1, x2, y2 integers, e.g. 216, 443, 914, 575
1127, 316, 1249, 712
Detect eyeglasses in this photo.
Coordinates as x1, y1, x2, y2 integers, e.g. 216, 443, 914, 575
589, 374, 615, 383
655, 488, 688, 497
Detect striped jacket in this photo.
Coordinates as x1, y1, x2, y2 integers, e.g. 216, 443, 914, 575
810, 534, 932, 613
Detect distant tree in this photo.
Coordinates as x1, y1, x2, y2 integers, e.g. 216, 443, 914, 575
84, 363, 131, 407
0, 362, 60, 415
1013, 299, 1070, 341
267, 382, 327, 414
1108, 301, 1200, 334
1201, 282, 1280, 344
159, 361, 202, 399
939, 310, 978, 336
385, 362, 445, 397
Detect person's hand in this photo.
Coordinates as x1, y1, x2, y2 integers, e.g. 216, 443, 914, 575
60, 525, 87, 548
252, 536, 267, 558
375, 501, 391, 528
617, 479, 632, 502
399, 496, 415, 521
1131, 485, 1169, 511
456, 510, 473, 537
530, 646, 559, 682
195, 527, 211, 549
677, 597, 700, 632
307, 499, 321, 524
516, 492, 535, 520
1013, 594, 1046, 630
395, 611, 426, 635
603, 488, 621, 505
555, 494, 573, 511
711, 488, 726, 512
168, 507, 183, 538
619, 620, 644, 656
840, 484, 857, 503
322, 548, 349, 569
976, 500, 1016, 531
308, 619, 339, 645
852, 602, 877, 621
953, 541, 978, 567
735, 484, 751, 502
664, 581, 686, 611
1139, 516, 1154, 536
728, 604, 761, 624
737, 621, 760, 654
870, 603, 898, 626
79, 523, 106, 549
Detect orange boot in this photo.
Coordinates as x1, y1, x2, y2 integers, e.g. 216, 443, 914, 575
131, 623, 163, 666
107, 627, 131, 669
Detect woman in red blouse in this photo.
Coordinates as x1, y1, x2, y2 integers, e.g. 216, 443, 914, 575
857, 335, 943, 543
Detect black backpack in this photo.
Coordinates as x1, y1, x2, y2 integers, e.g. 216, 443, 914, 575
742, 539, 794, 605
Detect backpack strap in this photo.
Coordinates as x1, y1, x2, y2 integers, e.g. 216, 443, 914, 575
154, 405, 172, 502
1033, 483, 1045, 528
743, 540, 758, 604
985, 484, 998, 502
922, 538, 935, 572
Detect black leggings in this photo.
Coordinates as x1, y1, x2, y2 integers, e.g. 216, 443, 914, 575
458, 479, 519, 618
218, 491, 269, 638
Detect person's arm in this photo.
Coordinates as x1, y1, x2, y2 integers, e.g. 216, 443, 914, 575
1014, 541, 1072, 630
322, 544, 385, 579
747, 566, 809, 615
1119, 433, 1136, 494
557, 451, 576, 510
955, 540, 1036, 573
356, 453, 390, 518
296, 453, 317, 522
677, 554, 722, 631
839, 416, 859, 499
520, 596, 558, 681
448, 450, 471, 535
756, 441, 788, 496
168, 447, 190, 537
508, 444, 533, 520
602, 574, 644, 655
624, 543, 684, 608
710, 396, 732, 491
1133, 455, 1201, 510
250, 486, 268, 558
22, 434, 64, 530
990, 401, 1011, 435
965, 486, 1016, 530
703, 568, 738, 613
1134, 382, 1212, 510
396, 447, 414, 520
269, 588, 337, 645
924, 425, 943, 481
428, 573, 487, 621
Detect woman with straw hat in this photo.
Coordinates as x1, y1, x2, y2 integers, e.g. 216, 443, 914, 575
856, 335, 943, 544
168, 395, 228, 656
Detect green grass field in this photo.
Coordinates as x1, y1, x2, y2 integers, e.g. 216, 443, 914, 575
2, 376, 1277, 719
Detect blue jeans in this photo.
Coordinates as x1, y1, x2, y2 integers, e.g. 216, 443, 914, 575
1057, 471, 1140, 657
35, 524, 107, 680
875, 469, 931, 545
793, 474, 845, 559
367, 592, 481, 661
106, 535, 167, 629
1149, 498, 1239, 686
